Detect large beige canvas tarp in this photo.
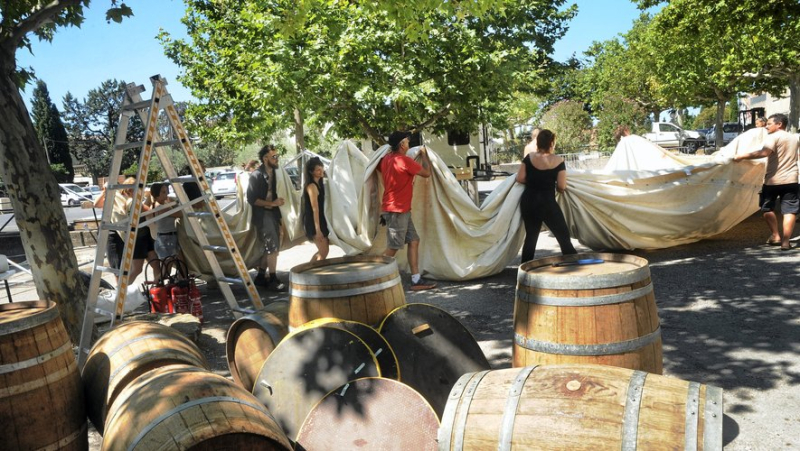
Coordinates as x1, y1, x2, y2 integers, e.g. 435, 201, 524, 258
560, 131, 768, 250
178, 130, 770, 281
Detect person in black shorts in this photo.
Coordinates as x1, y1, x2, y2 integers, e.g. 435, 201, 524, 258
734, 114, 799, 250
246, 145, 286, 290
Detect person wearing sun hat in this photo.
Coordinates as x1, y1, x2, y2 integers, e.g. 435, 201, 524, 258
377, 130, 436, 291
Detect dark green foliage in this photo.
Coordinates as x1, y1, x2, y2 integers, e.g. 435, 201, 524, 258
61, 79, 144, 182
31, 80, 74, 180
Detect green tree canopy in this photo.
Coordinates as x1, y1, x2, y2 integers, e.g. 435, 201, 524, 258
539, 100, 592, 152
31, 80, 74, 181
160, 0, 576, 146
582, 14, 667, 121
61, 79, 143, 182
638, 0, 800, 131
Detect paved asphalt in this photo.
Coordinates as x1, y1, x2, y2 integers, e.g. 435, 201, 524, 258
4, 212, 798, 449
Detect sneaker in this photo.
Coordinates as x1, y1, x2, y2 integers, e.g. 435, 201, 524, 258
254, 274, 270, 287
269, 279, 287, 292
410, 278, 437, 291
266, 275, 287, 292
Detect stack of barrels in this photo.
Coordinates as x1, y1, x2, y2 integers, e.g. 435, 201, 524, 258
225, 253, 723, 450
438, 252, 724, 450
81, 321, 292, 450
2, 253, 722, 449
225, 255, 491, 450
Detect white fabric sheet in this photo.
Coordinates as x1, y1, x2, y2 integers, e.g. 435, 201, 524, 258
178, 131, 773, 281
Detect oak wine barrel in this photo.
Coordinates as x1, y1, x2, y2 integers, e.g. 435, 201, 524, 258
292, 317, 400, 380
103, 364, 293, 450
378, 303, 490, 418
252, 326, 380, 439
296, 377, 439, 450
514, 253, 662, 373
289, 255, 405, 328
0, 301, 87, 450
438, 364, 723, 450
82, 321, 209, 434
226, 301, 289, 391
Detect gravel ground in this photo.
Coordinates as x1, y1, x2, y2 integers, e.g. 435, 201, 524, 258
6, 212, 799, 449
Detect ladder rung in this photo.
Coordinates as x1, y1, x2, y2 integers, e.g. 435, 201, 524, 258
154, 139, 182, 147
187, 211, 213, 218
218, 276, 245, 285
169, 175, 199, 183
202, 245, 229, 252
122, 99, 152, 111
115, 141, 146, 151
93, 307, 115, 317
109, 183, 137, 191
95, 265, 121, 276
100, 223, 129, 232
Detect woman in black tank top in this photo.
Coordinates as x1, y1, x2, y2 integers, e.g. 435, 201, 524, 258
302, 157, 330, 261
515, 129, 577, 263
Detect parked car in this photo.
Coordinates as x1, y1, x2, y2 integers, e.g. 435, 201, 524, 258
59, 183, 94, 207
211, 171, 239, 198
86, 185, 102, 197
643, 122, 706, 154
706, 122, 743, 147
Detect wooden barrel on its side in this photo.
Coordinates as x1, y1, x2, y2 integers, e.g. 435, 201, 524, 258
378, 303, 491, 419
252, 327, 380, 440
291, 318, 400, 380
513, 253, 663, 373
226, 301, 290, 391
438, 364, 723, 451
103, 364, 293, 451
82, 321, 209, 434
289, 255, 405, 328
0, 301, 87, 450
296, 377, 439, 450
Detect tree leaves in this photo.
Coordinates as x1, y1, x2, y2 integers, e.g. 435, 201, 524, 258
105, 3, 133, 24
160, 0, 575, 145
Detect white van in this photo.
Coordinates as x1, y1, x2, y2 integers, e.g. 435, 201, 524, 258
59, 183, 94, 207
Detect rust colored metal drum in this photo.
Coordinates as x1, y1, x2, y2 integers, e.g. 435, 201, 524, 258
289, 256, 405, 328
378, 303, 490, 419
103, 364, 293, 450
514, 253, 663, 374
226, 301, 289, 391
252, 326, 380, 440
82, 321, 209, 434
296, 377, 439, 451
0, 301, 87, 450
438, 364, 723, 451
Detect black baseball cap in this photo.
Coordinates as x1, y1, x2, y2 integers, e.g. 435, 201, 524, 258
388, 131, 412, 149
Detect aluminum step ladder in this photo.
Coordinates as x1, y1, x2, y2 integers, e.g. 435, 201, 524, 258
77, 75, 263, 368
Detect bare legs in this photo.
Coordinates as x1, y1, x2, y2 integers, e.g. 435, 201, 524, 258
310, 235, 329, 262
383, 239, 420, 274
763, 211, 796, 248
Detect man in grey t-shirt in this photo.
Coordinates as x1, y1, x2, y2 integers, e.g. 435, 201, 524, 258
734, 113, 799, 250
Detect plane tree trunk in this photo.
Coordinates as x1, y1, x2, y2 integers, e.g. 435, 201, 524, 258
0, 47, 87, 344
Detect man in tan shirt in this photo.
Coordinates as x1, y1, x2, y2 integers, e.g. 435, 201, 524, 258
734, 113, 800, 250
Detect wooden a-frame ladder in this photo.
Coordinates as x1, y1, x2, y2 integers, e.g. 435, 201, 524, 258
77, 75, 262, 367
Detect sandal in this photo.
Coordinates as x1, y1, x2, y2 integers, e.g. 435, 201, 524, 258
780, 245, 793, 251
767, 239, 782, 246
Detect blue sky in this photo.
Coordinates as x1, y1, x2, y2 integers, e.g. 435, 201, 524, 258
17, 0, 650, 108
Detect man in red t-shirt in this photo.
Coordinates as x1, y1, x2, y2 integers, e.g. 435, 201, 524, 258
378, 131, 436, 290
